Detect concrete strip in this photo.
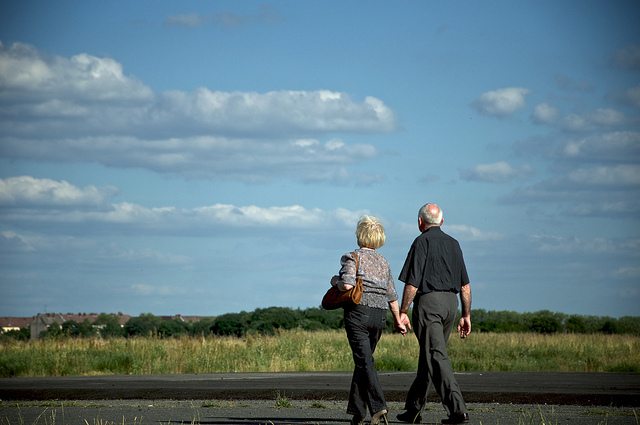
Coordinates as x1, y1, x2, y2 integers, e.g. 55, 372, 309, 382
1, 372, 639, 406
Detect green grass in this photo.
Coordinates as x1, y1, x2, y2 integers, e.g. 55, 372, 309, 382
0, 331, 638, 377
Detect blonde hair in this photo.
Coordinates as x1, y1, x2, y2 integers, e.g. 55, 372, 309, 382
356, 215, 386, 249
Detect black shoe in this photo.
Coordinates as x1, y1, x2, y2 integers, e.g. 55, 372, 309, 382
349, 416, 364, 425
397, 410, 422, 424
441, 412, 469, 424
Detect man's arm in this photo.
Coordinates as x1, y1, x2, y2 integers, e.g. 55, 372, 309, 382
457, 283, 472, 338
398, 284, 418, 331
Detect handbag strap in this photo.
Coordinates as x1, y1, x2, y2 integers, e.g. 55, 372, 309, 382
352, 251, 362, 284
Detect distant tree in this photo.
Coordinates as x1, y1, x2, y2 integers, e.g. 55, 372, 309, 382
474, 309, 528, 333
190, 318, 215, 336
566, 315, 587, 333
67, 319, 94, 337
42, 322, 62, 338
528, 310, 562, 334
211, 312, 250, 337
600, 319, 619, 335
124, 313, 162, 337
158, 318, 190, 337
616, 316, 640, 335
94, 314, 125, 338
249, 307, 302, 335
302, 307, 343, 331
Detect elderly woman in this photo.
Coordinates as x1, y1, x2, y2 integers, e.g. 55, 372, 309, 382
331, 215, 406, 425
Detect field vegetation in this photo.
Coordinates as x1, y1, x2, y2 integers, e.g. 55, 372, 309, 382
2, 307, 638, 377
1, 330, 638, 377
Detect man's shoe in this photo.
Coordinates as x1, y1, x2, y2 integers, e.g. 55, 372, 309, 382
397, 410, 422, 424
441, 412, 469, 424
349, 415, 364, 425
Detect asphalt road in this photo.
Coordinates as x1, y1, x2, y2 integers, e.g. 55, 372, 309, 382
1, 372, 639, 424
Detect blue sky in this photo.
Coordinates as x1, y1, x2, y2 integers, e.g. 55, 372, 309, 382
1, 1, 639, 318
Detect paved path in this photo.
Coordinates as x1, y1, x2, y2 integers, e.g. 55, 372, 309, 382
1, 372, 639, 406
1, 373, 639, 424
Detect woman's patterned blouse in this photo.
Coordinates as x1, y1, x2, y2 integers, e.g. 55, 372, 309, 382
336, 247, 398, 310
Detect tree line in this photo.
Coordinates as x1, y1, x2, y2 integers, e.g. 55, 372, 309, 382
3, 307, 638, 340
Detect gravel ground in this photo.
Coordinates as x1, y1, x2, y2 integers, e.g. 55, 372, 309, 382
1, 399, 638, 425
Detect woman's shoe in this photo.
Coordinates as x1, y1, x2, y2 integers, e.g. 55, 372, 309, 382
371, 409, 389, 425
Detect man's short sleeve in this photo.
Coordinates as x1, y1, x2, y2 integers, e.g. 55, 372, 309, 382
398, 237, 425, 288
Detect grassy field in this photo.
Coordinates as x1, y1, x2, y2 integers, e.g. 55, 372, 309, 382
1, 330, 639, 377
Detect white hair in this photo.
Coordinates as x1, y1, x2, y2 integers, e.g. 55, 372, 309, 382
419, 203, 443, 225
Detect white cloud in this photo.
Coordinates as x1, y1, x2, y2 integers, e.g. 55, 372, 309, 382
567, 165, 640, 186
0, 42, 395, 183
131, 283, 183, 296
624, 85, 640, 108
530, 234, 640, 255
614, 267, 640, 278
164, 14, 207, 27
613, 44, 640, 71
447, 224, 503, 241
561, 131, 640, 162
460, 161, 532, 183
472, 87, 529, 117
0, 176, 115, 207
0, 231, 36, 252
589, 108, 625, 126
529, 101, 626, 132
0, 42, 153, 101
0, 176, 367, 234
531, 103, 559, 124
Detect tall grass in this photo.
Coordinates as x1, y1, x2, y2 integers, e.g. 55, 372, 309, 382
1, 331, 638, 377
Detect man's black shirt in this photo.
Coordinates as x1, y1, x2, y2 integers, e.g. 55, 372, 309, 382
399, 226, 469, 294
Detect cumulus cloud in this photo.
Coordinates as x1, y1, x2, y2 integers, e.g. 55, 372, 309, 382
567, 164, 640, 187
0, 176, 115, 207
460, 161, 532, 183
531, 103, 626, 132
0, 42, 153, 102
447, 224, 503, 241
472, 87, 529, 117
613, 44, 640, 71
164, 14, 207, 28
554, 74, 594, 92
0, 42, 395, 183
561, 131, 640, 162
0, 176, 367, 235
530, 234, 640, 255
164, 5, 281, 29
531, 103, 559, 124
624, 85, 640, 108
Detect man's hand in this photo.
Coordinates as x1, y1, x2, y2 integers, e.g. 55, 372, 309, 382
457, 316, 471, 339
399, 312, 412, 334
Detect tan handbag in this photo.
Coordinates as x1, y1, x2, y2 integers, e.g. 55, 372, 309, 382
321, 252, 364, 310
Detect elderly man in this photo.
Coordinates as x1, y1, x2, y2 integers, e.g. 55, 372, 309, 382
396, 203, 472, 424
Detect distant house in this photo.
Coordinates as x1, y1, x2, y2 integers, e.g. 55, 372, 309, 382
4, 313, 206, 340
30, 313, 66, 339
0, 317, 33, 333
29, 313, 131, 339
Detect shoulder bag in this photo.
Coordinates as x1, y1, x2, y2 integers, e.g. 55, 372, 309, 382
321, 251, 363, 310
